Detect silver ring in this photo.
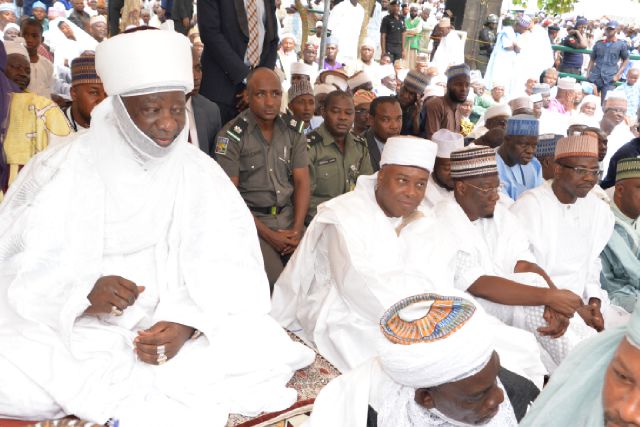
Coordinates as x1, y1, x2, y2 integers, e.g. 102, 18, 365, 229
110, 305, 123, 316
156, 345, 166, 355
157, 354, 168, 365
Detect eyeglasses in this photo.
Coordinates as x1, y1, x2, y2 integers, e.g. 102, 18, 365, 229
355, 109, 369, 115
465, 182, 503, 195
557, 162, 600, 177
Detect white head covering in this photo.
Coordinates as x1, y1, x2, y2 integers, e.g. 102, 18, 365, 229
361, 37, 375, 49
3, 23, 20, 33
4, 39, 29, 60
348, 71, 372, 89
290, 61, 313, 77
380, 136, 437, 172
377, 293, 494, 389
378, 63, 396, 79
530, 93, 543, 103
485, 104, 512, 120
432, 130, 464, 158
557, 76, 577, 90
509, 96, 533, 112
314, 82, 336, 96
323, 74, 348, 91
96, 29, 193, 95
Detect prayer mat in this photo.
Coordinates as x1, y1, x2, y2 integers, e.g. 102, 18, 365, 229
0, 332, 339, 427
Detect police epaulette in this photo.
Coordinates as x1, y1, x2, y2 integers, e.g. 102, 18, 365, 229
351, 132, 367, 146
281, 113, 305, 134
226, 117, 249, 142
306, 131, 321, 148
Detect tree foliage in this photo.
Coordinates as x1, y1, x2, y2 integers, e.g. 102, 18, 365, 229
511, 0, 580, 15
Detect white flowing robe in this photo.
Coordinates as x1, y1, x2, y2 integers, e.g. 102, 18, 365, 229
431, 30, 464, 75
432, 199, 596, 371
484, 26, 518, 94
271, 174, 544, 384
327, 1, 365, 64
0, 97, 313, 425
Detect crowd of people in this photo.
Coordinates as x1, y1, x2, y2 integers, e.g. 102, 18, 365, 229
1, 0, 640, 426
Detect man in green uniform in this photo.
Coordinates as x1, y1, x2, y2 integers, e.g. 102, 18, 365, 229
306, 91, 374, 224
214, 68, 310, 289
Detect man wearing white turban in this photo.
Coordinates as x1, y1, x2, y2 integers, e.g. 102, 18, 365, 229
307, 293, 518, 426
0, 28, 313, 425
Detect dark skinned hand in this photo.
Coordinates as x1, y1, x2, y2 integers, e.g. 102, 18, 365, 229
134, 321, 194, 365
85, 275, 145, 315
577, 300, 605, 332
235, 88, 249, 111
538, 306, 570, 338
546, 288, 583, 317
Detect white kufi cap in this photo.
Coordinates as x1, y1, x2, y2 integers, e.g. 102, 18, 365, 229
380, 136, 437, 172
290, 61, 313, 76
484, 104, 511, 120
96, 29, 193, 96
432, 129, 464, 158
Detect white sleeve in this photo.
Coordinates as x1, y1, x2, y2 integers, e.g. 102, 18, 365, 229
453, 250, 485, 291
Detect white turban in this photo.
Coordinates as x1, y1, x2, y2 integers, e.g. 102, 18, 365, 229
96, 29, 193, 96
557, 76, 577, 90
324, 74, 348, 91
290, 61, 313, 77
485, 104, 512, 120
377, 293, 494, 388
313, 83, 336, 96
347, 71, 372, 89
432, 129, 464, 158
380, 136, 437, 172
4, 39, 28, 60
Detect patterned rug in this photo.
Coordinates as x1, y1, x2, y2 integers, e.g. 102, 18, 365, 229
0, 332, 339, 427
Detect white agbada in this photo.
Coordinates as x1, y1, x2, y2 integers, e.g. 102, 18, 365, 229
327, 0, 365, 64
433, 199, 595, 370
602, 122, 635, 174
511, 181, 614, 305
431, 30, 464, 75
423, 174, 452, 208
0, 30, 313, 426
484, 26, 518, 95
27, 55, 54, 98
306, 293, 518, 427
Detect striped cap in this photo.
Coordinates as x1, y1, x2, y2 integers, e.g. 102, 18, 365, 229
450, 145, 498, 179
403, 69, 430, 94
71, 53, 102, 88
616, 157, 640, 182
535, 134, 562, 158
506, 114, 539, 136
287, 79, 314, 102
446, 63, 471, 80
555, 134, 598, 160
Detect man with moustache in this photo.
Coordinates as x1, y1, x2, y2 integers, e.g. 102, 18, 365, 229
364, 96, 402, 172
423, 63, 470, 139
305, 90, 373, 224
214, 67, 310, 289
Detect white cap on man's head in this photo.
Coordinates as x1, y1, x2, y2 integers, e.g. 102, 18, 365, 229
485, 104, 512, 120
290, 62, 313, 77
557, 76, 577, 90
380, 136, 437, 172
432, 129, 464, 158
96, 29, 193, 95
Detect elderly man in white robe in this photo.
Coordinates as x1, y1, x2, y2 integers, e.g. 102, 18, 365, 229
271, 136, 547, 394
431, 17, 464, 76
307, 293, 519, 427
512, 135, 628, 335
423, 129, 464, 209
434, 145, 594, 370
0, 29, 313, 426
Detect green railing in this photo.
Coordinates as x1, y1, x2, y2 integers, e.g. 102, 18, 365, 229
551, 45, 640, 84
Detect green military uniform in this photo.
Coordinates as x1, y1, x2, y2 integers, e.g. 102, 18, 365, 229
214, 109, 308, 288
306, 123, 374, 224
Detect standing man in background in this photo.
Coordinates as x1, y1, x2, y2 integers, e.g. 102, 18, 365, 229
588, 20, 629, 103
198, 0, 279, 125
380, 0, 405, 64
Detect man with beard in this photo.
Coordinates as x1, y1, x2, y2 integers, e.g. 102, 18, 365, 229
423, 129, 464, 208
496, 115, 543, 200
397, 69, 429, 136
305, 90, 373, 224
364, 96, 402, 172
521, 300, 640, 426
214, 68, 310, 289
350, 38, 379, 77
423, 63, 469, 139
287, 80, 315, 134
403, 4, 422, 69
512, 135, 625, 335
89, 15, 107, 42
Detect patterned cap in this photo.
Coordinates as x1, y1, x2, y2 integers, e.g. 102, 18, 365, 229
446, 63, 471, 80
403, 69, 430, 94
450, 145, 498, 179
555, 134, 599, 160
535, 134, 562, 158
616, 157, 640, 182
353, 89, 376, 107
71, 53, 102, 87
506, 114, 539, 136
32, 1, 46, 9
288, 79, 314, 102
379, 293, 476, 345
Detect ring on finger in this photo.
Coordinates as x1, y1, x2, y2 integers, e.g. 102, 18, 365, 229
110, 305, 123, 316
157, 353, 168, 365
156, 345, 166, 355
